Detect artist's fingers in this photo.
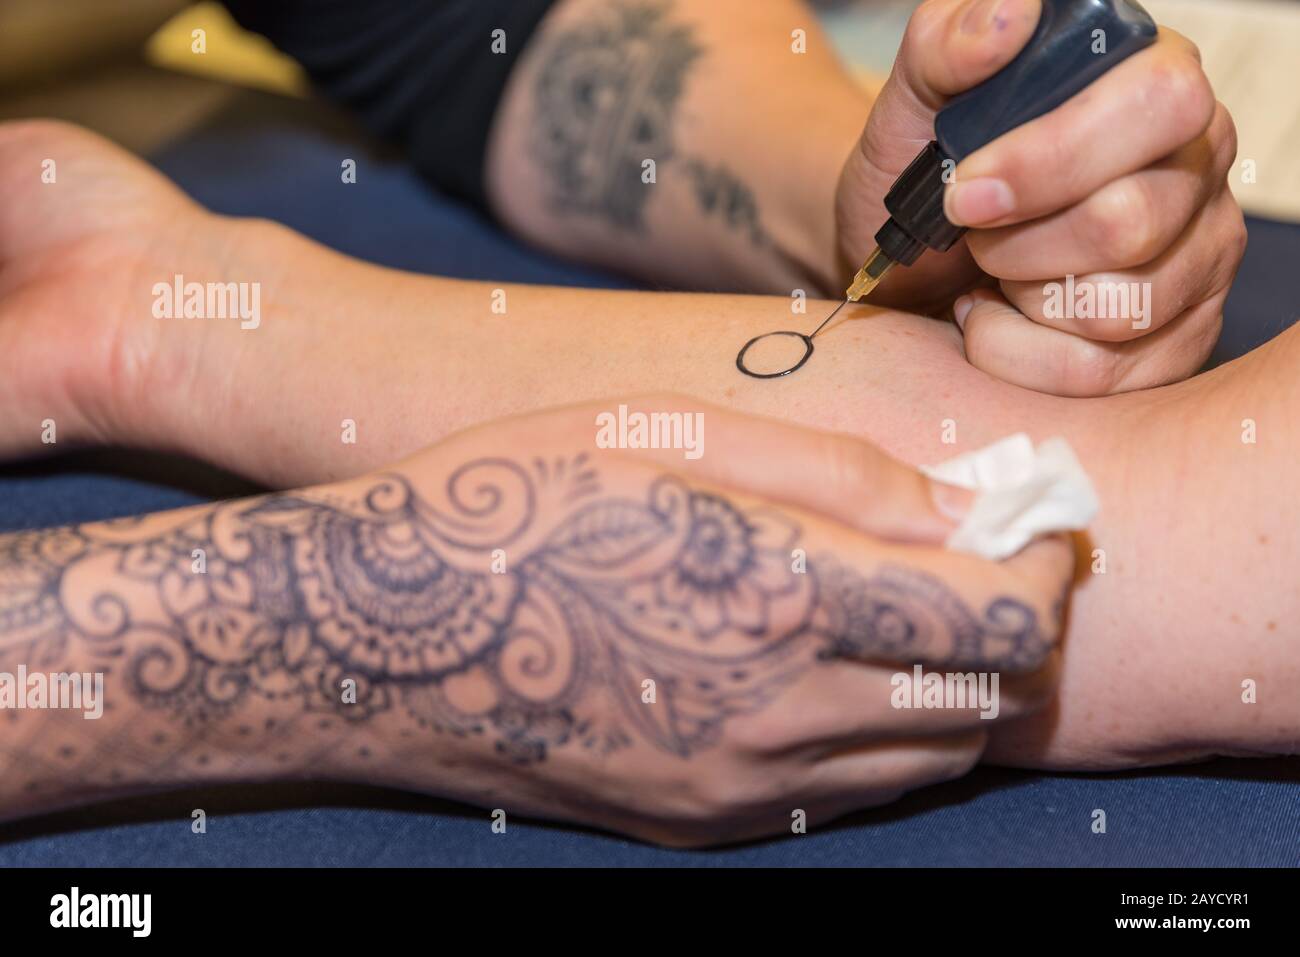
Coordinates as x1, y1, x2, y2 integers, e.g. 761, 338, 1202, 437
957, 286, 1224, 394
894, 0, 1043, 108
599, 395, 973, 546
990, 187, 1244, 342
946, 29, 1215, 227
854, 0, 1042, 183
966, 103, 1238, 279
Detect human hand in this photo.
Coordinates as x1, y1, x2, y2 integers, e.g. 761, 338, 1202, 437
836, 0, 1246, 396
0, 395, 1075, 842
0, 119, 287, 460
0, 120, 186, 456
340, 399, 1074, 844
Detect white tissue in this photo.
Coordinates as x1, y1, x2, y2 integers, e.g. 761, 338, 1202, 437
921, 433, 1099, 560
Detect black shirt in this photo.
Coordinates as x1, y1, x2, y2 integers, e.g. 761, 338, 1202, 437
223, 0, 559, 211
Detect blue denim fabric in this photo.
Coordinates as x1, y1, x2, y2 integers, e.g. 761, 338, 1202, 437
1, 110, 1297, 865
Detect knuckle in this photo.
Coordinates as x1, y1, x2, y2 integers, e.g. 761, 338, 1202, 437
1087, 178, 1159, 266
686, 766, 769, 819
1056, 337, 1120, 396
1148, 52, 1215, 139
0, 119, 74, 172
1210, 196, 1249, 276
728, 710, 794, 755
1211, 102, 1239, 174
1178, 35, 1204, 65
1228, 208, 1249, 262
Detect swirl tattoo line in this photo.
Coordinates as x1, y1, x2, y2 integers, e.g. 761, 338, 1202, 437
0, 457, 1056, 766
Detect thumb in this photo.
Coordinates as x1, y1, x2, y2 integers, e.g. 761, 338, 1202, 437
954, 286, 1122, 396
857, 0, 1042, 177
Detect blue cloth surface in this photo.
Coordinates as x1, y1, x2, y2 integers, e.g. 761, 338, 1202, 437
1, 105, 1297, 866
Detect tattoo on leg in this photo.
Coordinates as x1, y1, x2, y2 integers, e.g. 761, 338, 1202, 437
530, 1, 770, 245
0, 457, 1055, 784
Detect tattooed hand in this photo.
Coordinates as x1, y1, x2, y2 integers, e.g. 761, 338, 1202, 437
0, 399, 1071, 845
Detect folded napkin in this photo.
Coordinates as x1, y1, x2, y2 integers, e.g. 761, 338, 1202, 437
922, 433, 1100, 560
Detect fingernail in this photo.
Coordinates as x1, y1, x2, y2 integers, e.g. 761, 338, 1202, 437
961, 0, 1003, 34
930, 479, 975, 527
946, 177, 1015, 226
953, 295, 973, 330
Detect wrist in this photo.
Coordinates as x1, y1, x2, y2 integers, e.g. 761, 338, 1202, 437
103, 211, 287, 457
138, 214, 376, 484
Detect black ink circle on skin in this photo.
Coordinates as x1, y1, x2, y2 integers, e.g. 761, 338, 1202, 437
735, 331, 815, 379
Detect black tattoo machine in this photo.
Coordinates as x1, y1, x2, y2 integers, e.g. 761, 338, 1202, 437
846, 0, 1158, 300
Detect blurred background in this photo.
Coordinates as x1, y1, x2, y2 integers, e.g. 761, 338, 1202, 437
2, 0, 1297, 221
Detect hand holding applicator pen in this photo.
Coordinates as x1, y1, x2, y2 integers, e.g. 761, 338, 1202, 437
847, 0, 1157, 300
833, 0, 1245, 396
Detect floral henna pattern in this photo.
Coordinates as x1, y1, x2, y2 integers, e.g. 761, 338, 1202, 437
0, 456, 1056, 766
814, 561, 1055, 672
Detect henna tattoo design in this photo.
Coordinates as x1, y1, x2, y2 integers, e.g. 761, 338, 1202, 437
0, 456, 1054, 779
530, 1, 770, 244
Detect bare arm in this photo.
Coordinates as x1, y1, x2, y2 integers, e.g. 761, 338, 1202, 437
0, 121, 1294, 782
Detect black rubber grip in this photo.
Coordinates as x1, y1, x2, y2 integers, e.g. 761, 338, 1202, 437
935, 0, 1158, 162
874, 0, 1159, 264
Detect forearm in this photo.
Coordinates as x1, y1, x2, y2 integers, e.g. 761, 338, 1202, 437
0, 465, 523, 822
485, 0, 870, 295
154, 216, 996, 487
153, 219, 1300, 766
988, 337, 1300, 766
1, 398, 1071, 837
0, 498, 344, 820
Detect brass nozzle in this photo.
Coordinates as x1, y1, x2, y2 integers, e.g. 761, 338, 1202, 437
845, 246, 896, 301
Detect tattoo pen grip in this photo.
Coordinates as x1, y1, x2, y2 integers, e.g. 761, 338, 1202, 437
846, 0, 1158, 300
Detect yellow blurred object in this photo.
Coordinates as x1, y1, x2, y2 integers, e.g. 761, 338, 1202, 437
0, 0, 187, 86
145, 1, 308, 97
1144, 0, 1300, 223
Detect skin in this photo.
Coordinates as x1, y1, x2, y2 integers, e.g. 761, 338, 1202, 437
484, 0, 1246, 394
0, 123, 1295, 785
0, 400, 1073, 846
0, 0, 1273, 843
